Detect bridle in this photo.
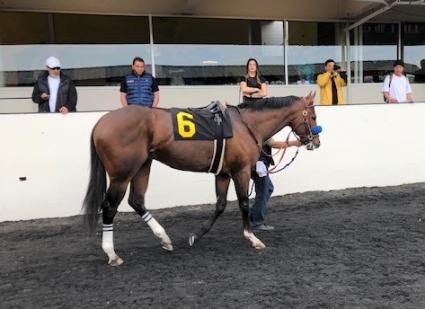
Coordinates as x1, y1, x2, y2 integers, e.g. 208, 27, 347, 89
291, 103, 320, 149
267, 103, 319, 174
237, 100, 321, 196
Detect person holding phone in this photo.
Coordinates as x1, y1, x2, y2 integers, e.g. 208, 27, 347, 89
32, 56, 77, 114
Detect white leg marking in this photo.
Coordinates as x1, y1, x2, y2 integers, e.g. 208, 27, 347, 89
102, 224, 123, 266
143, 212, 173, 251
243, 229, 266, 250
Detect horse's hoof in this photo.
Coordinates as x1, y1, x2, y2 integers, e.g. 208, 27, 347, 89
188, 234, 197, 247
162, 242, 174, 252
108, 256, 124, 266
254, 242, 266, 250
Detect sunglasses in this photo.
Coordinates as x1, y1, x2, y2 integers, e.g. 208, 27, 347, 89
49, 67, 61, 70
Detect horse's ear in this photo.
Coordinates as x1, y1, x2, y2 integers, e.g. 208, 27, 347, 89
304, 91, 313, 105
309, 91, 316, 105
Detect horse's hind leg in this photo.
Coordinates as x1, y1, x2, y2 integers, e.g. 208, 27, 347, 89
189, 174, 231, 246
102, 180, 128, 266
233, 168, 266, 250
128, 159, 173, 251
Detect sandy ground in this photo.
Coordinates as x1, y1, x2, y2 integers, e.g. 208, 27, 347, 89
1, 183, 425, 309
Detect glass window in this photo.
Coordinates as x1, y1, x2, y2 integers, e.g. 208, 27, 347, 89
288, 22, 344, 85
403, 23, 425, 83
53, 14, 149, 44
152, 17, 285, 85
0, 12, 50, 44
351, 23, 398, 83
0, 13, 151, 87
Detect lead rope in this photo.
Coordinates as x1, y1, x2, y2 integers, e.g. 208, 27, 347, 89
248, 130, 301, 197
269, 131, 301, 174
267, 131, 291, 173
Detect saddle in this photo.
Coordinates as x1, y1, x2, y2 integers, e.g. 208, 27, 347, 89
171, 101, 233, 141
170, 101, 233, 175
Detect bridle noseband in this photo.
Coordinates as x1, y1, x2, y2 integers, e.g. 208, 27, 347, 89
292, 104, 321, 148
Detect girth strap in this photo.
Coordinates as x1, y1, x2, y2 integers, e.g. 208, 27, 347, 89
208, 139, 226, 175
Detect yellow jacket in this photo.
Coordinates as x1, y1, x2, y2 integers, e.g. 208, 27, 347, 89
317, 72, 346, 105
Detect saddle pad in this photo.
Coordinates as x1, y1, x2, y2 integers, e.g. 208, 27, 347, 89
170, 107, 233, 141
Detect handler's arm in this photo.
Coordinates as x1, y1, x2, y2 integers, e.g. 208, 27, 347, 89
268, 138, 301, 149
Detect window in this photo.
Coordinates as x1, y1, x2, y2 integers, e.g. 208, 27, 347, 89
287, 22, 344, 85
0, 12, 150, 86
351, 23, 398, 83
53, 14, 149, 44
152, 17, 285, 85
0, 12, 50, 44
403, 23, 425, 83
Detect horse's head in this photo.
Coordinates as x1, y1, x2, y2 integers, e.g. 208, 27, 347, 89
291, 92, 321, 150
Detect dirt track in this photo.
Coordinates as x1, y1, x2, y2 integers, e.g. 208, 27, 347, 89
1, 183, 425, 309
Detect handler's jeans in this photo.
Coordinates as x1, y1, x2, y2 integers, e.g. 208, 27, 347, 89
250, 172, 274, 227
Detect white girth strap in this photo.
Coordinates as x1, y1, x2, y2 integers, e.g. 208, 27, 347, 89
208, 139, 226, 175
215, 139, 226, 175
208, 140, 218, 173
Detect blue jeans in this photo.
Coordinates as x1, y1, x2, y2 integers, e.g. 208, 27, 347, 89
250, 173, 274, 227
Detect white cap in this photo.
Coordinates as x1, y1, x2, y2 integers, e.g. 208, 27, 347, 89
46, 56, 61, 68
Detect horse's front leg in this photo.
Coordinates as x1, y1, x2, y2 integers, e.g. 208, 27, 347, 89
233, 168, 266, 250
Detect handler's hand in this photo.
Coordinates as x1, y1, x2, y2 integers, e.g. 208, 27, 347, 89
275, 141, 289, 148
59, 106, 69, 114
288, 140, 302, 147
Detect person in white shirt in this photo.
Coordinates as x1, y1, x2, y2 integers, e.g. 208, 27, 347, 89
382, 60, 413, 103
32, 56, 77, 113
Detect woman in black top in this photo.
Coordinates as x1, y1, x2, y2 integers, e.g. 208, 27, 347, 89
239, 58, 274, 230
239, 58, 268, 103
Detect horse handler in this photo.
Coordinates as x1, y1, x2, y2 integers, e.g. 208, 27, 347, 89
250, 138, 300, 231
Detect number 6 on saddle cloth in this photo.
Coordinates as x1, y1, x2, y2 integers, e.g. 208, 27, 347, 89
170, 101, 233, 175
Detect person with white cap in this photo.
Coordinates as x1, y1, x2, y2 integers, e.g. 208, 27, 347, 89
32, 56, 77, 113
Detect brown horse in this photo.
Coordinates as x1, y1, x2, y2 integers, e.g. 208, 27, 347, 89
83, 93, 320, 266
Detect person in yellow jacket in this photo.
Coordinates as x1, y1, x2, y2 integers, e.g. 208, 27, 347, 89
317, 59, 347, 105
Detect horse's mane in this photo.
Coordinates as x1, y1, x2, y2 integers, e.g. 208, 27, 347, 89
237, 96, 300, 110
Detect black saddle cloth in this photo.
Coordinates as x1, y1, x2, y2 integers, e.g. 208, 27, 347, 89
171, 101, 233, 141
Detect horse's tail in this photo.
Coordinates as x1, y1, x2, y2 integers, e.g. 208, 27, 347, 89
82, 130, 106, 234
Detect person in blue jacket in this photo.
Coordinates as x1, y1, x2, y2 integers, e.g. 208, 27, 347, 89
120, 57, 160, 107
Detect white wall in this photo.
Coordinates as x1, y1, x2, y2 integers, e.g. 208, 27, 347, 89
1, 103, 425, 222
2, 83, 425, 113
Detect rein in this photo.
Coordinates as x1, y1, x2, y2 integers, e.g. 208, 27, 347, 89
242, 98, 320, 197
259, 103, 317, 174
268, 131, 300, 174
234, 103, 312, 175
233, 106, 263, 154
